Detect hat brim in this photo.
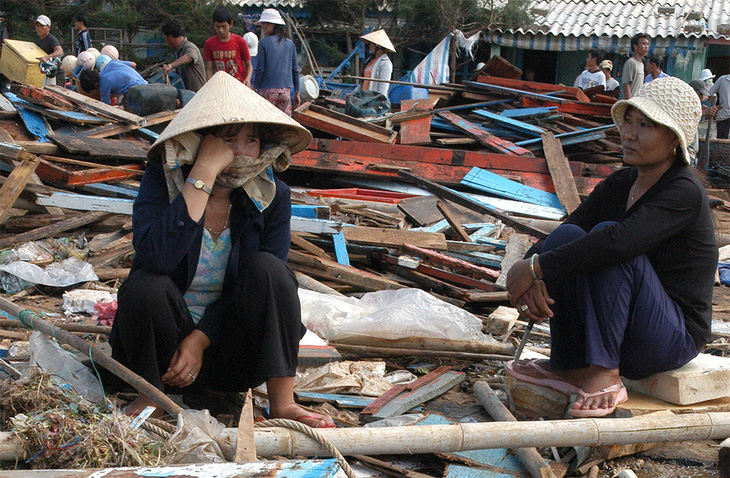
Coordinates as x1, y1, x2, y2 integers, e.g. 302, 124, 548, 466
148, 71, 312, 160
611, 97, 691, 164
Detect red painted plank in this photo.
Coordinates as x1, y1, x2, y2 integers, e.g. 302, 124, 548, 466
476, 74, 590, 102
437, 111, 534, 157
522, 97, 613, 118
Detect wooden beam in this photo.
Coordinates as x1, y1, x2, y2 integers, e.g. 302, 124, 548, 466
436, 200, 472, 242
84, 109, 180, 139
541, 131, 581, 214
0, 155, 40, 224
46, 86, 147, 125
288, 249, 404, 291
293, 102, 397, 144
342, 225, 447, 250
0, 211, 110, 250
437, 111, 534, 157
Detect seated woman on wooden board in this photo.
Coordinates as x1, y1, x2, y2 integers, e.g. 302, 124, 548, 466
505, 76, 718, 418
109, 71, 335, 428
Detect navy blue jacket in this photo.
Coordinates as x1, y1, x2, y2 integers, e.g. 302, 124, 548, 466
130, 159, 292, 347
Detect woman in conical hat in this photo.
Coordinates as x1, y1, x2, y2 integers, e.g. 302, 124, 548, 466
359, 29, 394, 97
110, 71, 335, 428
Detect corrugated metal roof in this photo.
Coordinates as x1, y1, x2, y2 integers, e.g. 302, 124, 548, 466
229, 0, 304, 7
498, 0, 730, 40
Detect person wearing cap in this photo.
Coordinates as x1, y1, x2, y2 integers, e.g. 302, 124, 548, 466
161, 18, 205, 92
79, 58, 147, 105
575, 49, 606, 90
109, 71, 335, 428
359, 29, 394, 97
600, 59, 620, 94
74, 14, 93, 55
505, 77, 717, 418
253, 9, 300, 115
203, 6, 252, 86
697, 68, 715, 90
621, 33, 649, 99
709, 73, 730, 139
33, 14, 63, 86
644, 55, 668, 83
244, 31, 259, 84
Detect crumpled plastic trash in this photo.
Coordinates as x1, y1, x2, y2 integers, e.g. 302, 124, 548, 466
0, 257, 98, 293
295, 360, 414, 396
164, 409, 235, 463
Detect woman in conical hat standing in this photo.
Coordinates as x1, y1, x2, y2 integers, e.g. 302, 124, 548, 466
359, 29, 395, 97
110, 71, 335, 428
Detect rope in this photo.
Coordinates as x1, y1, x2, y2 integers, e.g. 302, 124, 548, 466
256, 419, 355, 478
140, 420, 174, 440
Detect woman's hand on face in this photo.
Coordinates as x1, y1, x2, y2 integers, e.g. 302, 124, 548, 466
194, 135, 235, 178
515, 281, 554, 323
162, 330, 210, 388
506, 258, 534, 306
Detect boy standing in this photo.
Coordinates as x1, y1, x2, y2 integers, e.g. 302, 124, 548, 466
621, 33, 649, 99
203, 7, 252, 87
75, 14, 93, 55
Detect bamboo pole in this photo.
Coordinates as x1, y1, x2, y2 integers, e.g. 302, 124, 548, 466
343, 75, 460, 91
0, 297, 182, 417
0, 319, 111, 335
474, 381, 556, 478
2, 412, 730, 461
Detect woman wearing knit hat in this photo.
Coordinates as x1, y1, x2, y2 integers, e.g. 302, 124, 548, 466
110, 72, 335, 428
504, 77, 717, 418
253, 9, 300, 115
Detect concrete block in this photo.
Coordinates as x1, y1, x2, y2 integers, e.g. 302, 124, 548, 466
484, 305, 519, 335
624, 353, 730, 405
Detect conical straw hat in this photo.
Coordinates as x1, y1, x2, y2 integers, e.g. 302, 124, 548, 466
148, 71, 312, 159
360, 29, 395, 53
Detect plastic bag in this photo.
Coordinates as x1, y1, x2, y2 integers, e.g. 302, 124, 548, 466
26, 332, 105, 405
0, 257, 98, 292
345, 89, 391, 117
165, 409, 234, 463
299, 288, 494, 344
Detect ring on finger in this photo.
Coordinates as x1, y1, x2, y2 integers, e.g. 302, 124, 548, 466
520, 304, 529, 312
188, 373, 196, 381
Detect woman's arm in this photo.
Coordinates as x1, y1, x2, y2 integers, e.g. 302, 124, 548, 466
253, 40, 266, 90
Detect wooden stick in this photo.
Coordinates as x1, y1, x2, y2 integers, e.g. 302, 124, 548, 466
234, 390, 257, 462
344, 75, 460, 91
0, 211, 111, 250
474, 381, 557, 478
39, 155, 145, 175
0, 319, 111, 335
436, 200, 472, 242
0, 296, 182, 417
331, 343, 514, 362
0, 155, 40, 225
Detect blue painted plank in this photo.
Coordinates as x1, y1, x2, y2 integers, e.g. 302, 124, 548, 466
5, 92, 50, 142
79, 183, 139, 199
434, 99, 514, 113
332, 230, 350, 266
461, 167, 565, 210
500, 107, 558, 118
136, 128, 159, 140
412, 219, 449, 233
295, 392, 375, 408
472, 109, 545, 137
277, 459, 341, 478
292, 204, 331, 219
445, 464, 515, 478
445, 251, 502, 269
515, 124, 613, 146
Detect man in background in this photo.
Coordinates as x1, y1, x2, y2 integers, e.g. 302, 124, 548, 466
576, 49, 606, 90
600, 60, 620, 94
710, 74, 730, 139
75, 14, 93, 55
621, 33, 649, 99
203, 6, 252, 86
644, 55, 668, 83
161, 18, 205, 92
33, 15, 63, 86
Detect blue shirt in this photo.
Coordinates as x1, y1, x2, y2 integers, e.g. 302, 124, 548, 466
99, 60, 147, 104
76, 30, 92, 55
644, 71, 669, 83
253, 35, 299, 92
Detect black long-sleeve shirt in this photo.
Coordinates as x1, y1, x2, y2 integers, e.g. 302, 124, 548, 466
538, 164, 718, 351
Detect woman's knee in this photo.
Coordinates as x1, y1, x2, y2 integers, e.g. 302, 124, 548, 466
590, 221, 617, 232
233, 252, 298, 302
543, 224, 586, 251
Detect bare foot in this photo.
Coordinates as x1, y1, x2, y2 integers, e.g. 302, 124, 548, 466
269, 402, 335, 428
124, 394, 164, 418
569, 365, 623, 413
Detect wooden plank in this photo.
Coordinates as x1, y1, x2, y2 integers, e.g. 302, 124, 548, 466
37, 192, 134, 214
290, 216, 341, 235
49, 134, 148, 160
0, 155, 40, 225
437, 111, 534, 157
399, 99, 433, 145
6, 93, 52, 142
462, 167, 565, 210
331, 230, 350, 266
342, 225, 447, 250
10, 83, 75, 111
464, 80, 570, 104
404, 242, 500, 280
293, 102, 396, 144
88, 233, 134, 268
14, 141, 60, 155
521, 97, 612, 118
476, 74, 589, 102
361, 366, 451, 416
0, 211, 110, 250
436, 200, 472, 242
295, 392, 374, 408
35, 159, 143, 187
380, 254, 498, 292
291, 232, 331, 260
472, 109, 546, 137
84, 109, 180, 139
541, 131, 581, 214
15, 101, 108, 125
46, 85, 147, 125
495, 234, 532, 289
480, 55, 522, 80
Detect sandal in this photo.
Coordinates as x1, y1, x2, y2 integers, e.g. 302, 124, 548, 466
505, 359, 581, 396
294, 413, 336, 428
567, 383, 628, 418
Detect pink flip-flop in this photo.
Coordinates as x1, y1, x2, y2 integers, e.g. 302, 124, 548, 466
567, 383, 628, 418
505, 359, 581, 396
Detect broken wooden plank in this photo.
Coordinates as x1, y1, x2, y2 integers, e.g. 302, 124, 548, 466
399, 98, 433, 145
6, 92, 53, 142
437, 111, 534, 157
380, 254, 498, 292
88, 232, 134, 268
436, 200, 472, 242
35, 159, 144, 187
37, 192, 134, 214
461, 167, 565, 210
521, 97, 612, 118
0, 155, 40, 225
343, 224, 447, 250
404, 242, 500, 280
472, 109, 546, 137
542, 132, 581, 214
49, 134, 148, 161
0, 211, 110, 250
46, 85, 147, 125
476, 75, 589, 102
83, 109, 180, 139
293, 102, 396, 144
495, 234, 532, 289
9, 83, 75, 111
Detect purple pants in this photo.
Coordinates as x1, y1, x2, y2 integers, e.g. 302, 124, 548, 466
543, 223, 698, 380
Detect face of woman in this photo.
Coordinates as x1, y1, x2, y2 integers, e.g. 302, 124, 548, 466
261, 23, 274, 36
620, 108, 679, 169
226, 124, 260, 159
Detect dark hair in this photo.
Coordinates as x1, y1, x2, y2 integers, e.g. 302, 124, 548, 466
271, 23, 290, 41
588, 49, 604, 64
646, 54, 662, 68
161, 18, 184, 37
75, 14, 88, 27
213, 6, 233, 24
79, 69, 100, 92
630, 33, 650, 50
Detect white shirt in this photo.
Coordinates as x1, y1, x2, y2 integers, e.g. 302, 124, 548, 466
577, 69, 607, 90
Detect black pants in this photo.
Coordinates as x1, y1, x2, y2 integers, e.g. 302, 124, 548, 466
717, 118, 730, 140
110, 252, 304, 393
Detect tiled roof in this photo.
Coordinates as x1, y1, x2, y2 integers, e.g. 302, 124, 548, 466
498, 0, 730, 40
